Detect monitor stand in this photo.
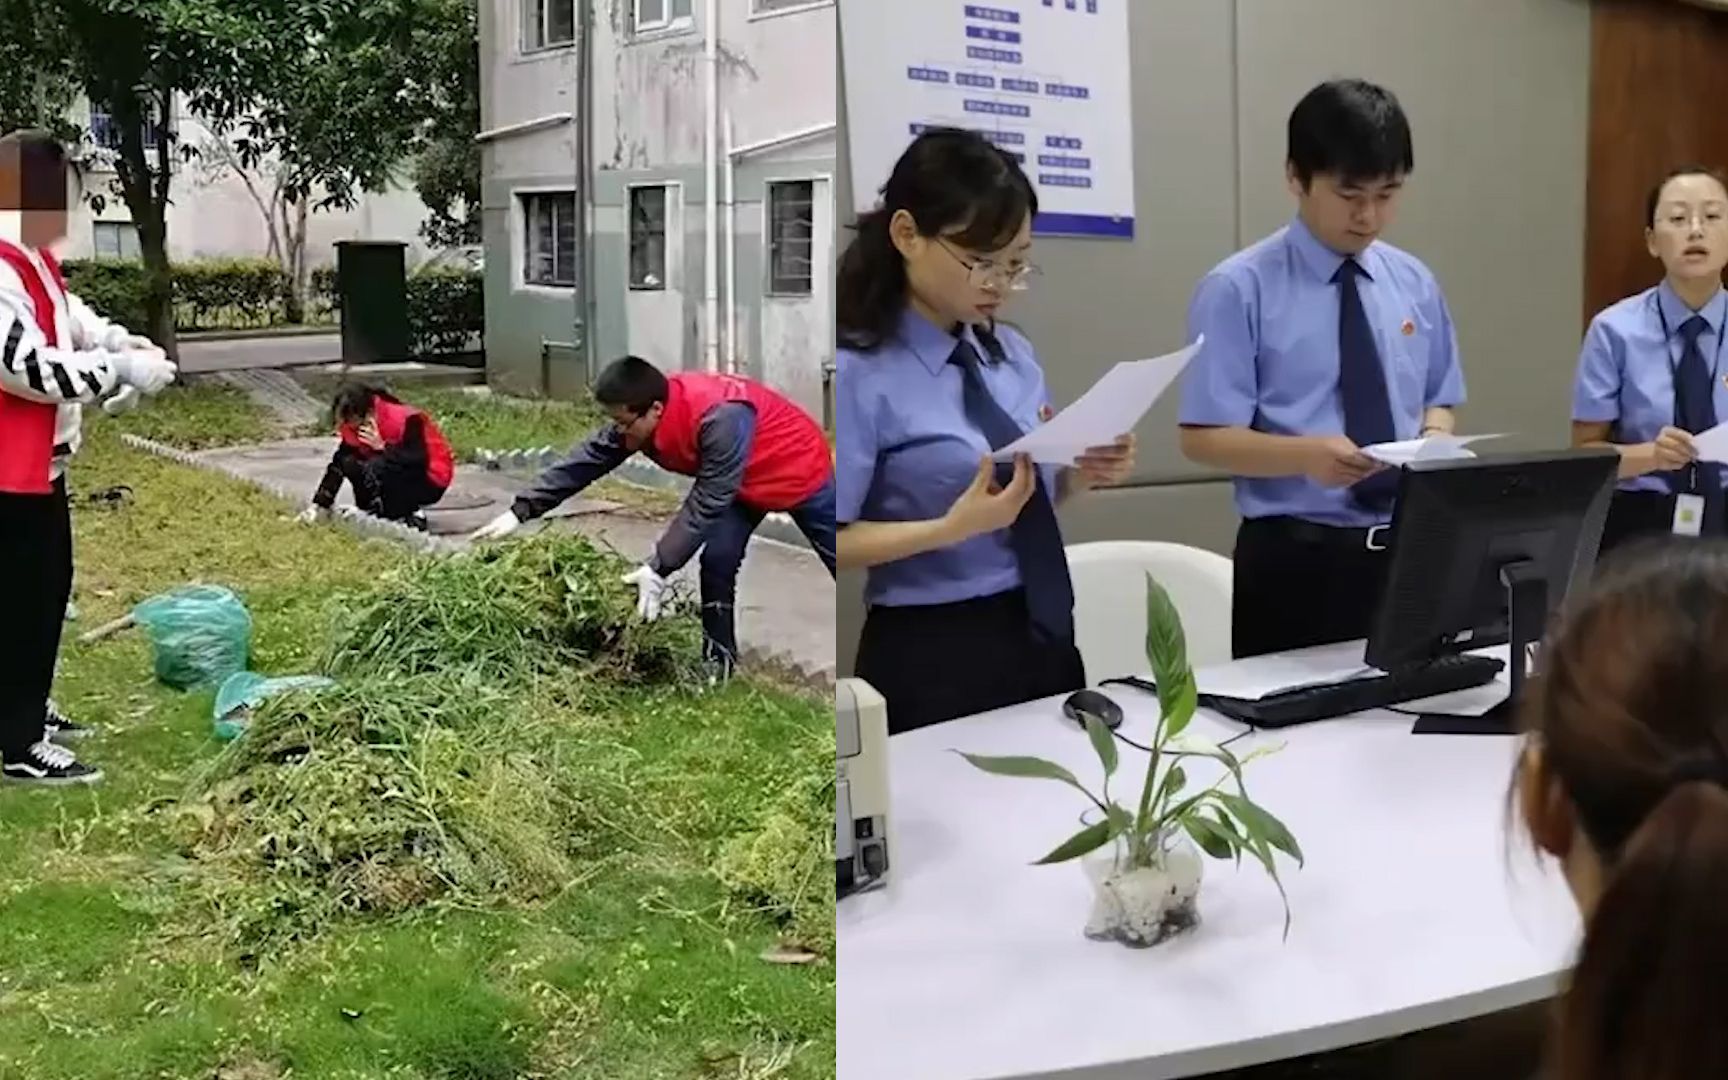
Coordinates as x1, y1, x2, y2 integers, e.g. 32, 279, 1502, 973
1411, 561, 1544, 736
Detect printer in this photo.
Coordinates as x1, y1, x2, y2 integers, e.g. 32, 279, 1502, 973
836, 678, 890, 897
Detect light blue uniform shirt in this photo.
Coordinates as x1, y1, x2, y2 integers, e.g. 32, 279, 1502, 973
1572, 280, 1728, 493
1177, 216, 1468, 527
836, 307, 1064, 609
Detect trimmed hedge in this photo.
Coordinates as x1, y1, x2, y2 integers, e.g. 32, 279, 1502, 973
60, 258, 481, 355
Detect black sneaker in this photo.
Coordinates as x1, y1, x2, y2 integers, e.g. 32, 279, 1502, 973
44, 700, 90, 743
405, 511, 429, 533
1, 740, 103, 785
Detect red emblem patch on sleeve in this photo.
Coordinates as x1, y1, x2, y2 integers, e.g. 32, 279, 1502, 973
1038, 403, 1054, 422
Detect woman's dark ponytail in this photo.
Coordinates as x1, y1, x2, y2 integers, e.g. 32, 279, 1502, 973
1554, 777, 1728, 1080
836, 208, 906, 351
835, 127, 1037, 354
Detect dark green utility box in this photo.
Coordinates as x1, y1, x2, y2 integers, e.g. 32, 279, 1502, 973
336, 240, 410, 364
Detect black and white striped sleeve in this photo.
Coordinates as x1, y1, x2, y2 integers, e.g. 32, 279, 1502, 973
0, 282, 122, 405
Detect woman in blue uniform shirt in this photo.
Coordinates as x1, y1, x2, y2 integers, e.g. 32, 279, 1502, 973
1573, 165, 1728, 553
834, 128, 1135, 735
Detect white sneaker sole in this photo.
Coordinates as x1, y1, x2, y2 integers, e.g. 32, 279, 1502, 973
1, 768, 103, 786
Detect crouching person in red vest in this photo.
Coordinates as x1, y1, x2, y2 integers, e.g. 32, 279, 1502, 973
297, 383, 455, 532
474, 355, 837, 679
0, 129, 177, 786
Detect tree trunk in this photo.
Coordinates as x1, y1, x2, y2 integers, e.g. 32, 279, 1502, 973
288, 196, 310, 325
110, 89, 177, 360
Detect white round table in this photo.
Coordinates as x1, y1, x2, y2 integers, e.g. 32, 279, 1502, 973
837, 686, 1581, 1080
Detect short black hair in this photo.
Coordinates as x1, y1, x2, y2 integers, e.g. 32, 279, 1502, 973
1287, 79, 1414, 189
1645, 164, 1728, 228
329, 381, 398, 425
0, 128, 74, 212
594, 355, 669, 412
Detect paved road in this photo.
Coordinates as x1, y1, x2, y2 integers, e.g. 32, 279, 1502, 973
176, 333, 342, 374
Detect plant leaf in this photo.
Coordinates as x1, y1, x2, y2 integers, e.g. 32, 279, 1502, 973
1216, 792, 1305, 867
1143, 574, 1197, 739
1181, 813, 1235, 860
954, 751, 1105, 811
1083, 712, 1118, 779
1154, 763, 1187, 809
1033, 818, 1115, 865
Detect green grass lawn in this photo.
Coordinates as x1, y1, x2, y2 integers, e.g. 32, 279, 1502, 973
0, 400, 834, 1080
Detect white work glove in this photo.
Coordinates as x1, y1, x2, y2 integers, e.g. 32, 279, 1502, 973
296, 505, 326, 524
622, 564, 668, 622
472, 509, 523, 541
110, 348, 177, 395
100, 384, 142, 415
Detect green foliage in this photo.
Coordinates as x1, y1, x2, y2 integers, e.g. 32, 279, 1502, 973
412, 0, 482, 248
321, 533, 703, 685
405, 265, 484, 355
172, 257, 298, 331
715, 726, 838, 955
961, 573, 1304, 936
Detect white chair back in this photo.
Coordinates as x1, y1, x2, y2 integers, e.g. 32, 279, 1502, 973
1065, 540, 1234, 682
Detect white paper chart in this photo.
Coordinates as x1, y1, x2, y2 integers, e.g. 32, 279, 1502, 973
840, 0, 1135, 239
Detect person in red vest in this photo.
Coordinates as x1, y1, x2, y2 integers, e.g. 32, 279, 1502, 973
473, 355, 836, 678
0, 129, 177, 786
297, 382, 455, 531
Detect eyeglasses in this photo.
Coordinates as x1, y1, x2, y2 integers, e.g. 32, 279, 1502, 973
935, 238, 1043, 293
1656, 207, 1728, 230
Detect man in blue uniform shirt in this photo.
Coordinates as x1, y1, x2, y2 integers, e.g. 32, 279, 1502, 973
1177, 78, 1467, 658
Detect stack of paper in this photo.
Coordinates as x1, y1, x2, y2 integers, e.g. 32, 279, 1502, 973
1361, 433, 1506, 467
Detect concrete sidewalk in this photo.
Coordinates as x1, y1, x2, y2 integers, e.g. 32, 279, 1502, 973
139, 436, 836, 687
178, 332, 342, 373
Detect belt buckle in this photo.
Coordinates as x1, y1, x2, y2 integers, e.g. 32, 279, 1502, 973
1365, 524, 1391, 552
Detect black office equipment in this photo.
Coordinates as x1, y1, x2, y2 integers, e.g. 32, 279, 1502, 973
1202, 449, 1618, 734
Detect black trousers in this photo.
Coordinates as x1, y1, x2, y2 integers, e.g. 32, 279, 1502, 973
699, 480, 836, 674
1598, 489, 1727, 559
339, 454, 446, 521
1232, 516, 1391, 659
0, 480, 72, 761
855, 588, 1086, 736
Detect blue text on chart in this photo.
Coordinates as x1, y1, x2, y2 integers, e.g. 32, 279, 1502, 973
1040, 174, 1093, 188
907, 66, 950, 84
966, 25, 1022, 44
1042, 0, 1101, 10
964, 5, 1020, 22
956, 73, 995, 89
908, 124, 1025, 147
1001, 78, 1039, 94
1038, 154, 1091, 170
1045, 135, 1084, 149
967, 45, 1022, 63
1044, 82, 1090, 99
965, 99, 1032, 118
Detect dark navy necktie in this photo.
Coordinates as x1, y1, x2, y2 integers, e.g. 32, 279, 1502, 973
950, 339, 1075, 643
1334, 258, 1398, 510
1674, 315, 1722, 506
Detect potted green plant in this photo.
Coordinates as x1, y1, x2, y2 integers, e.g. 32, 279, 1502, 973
959, 574, 1304, 948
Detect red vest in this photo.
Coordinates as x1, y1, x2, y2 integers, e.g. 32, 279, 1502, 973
650, 372, 831, 510
338, 397, 455, 488
0, 241, 67, 495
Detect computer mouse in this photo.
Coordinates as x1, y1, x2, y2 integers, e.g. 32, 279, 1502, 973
1062, 688, 1124, 731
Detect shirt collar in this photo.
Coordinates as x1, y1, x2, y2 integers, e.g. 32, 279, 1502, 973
1286, 214, 1374, 283
897, 305, 990, 376
1657, 279, 1728, 339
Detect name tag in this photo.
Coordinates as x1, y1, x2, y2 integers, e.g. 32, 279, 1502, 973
1674, 493, 1705, 537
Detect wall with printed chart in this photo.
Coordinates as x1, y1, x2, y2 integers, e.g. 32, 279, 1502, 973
839, 0, 1135, 239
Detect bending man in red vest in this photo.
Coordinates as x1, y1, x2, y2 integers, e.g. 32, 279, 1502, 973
0, 129, 177, 786
297, 382, 455, 532
473, 355, 836, 678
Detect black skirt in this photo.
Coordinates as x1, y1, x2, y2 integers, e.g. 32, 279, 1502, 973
854, 588, 1085, 736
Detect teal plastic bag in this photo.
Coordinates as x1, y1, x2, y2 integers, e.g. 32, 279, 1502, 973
213, 672, 336, 741
132, 586, 253, 690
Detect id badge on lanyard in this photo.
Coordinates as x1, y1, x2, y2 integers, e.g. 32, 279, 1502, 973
1658, 302, 1726, 537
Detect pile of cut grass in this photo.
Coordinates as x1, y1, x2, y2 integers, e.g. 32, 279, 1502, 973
321, 533, 703, 684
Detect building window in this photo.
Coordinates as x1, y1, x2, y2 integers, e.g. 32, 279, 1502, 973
634, 0, 693, 33
522, 192, 577, 287
752, 0, 828, 13
767, 180, 815, 296
628, 186, 670, 290
523, 0, 576, 51
93, 221, 142, 261
89, 98, 165, 152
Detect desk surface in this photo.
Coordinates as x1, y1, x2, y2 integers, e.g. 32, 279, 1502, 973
837, 682, 1581, 1080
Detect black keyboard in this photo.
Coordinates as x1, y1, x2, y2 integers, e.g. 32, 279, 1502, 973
1106, 653, 1505, 730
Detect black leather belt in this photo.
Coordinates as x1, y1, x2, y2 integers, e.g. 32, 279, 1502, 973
1252, 516, 1393, 552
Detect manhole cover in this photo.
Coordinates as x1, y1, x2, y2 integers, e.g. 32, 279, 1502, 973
233, 444, 328, 461
429, 492, 495, 512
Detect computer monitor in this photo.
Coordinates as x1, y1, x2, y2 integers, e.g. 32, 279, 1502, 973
1365, 448, 1619, 735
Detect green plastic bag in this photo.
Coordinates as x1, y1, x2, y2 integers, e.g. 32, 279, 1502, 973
132, 586, 253, 690
213, 671, 336, 741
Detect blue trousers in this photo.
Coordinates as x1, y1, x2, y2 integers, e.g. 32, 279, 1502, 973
700, 478, 836, 673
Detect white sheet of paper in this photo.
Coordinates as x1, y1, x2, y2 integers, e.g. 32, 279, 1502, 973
1361, 433, 1507, 467
1191, 640, 1381, 702
989, 337, 1202, 465
1692, 421, 1728, 465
